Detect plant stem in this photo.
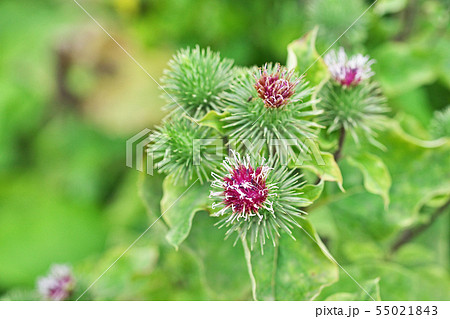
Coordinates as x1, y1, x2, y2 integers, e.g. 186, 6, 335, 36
394, 0, 418, 41
389, 198, 450, 255
55, 44, 80, 107
333, 126, 346, 162
312, 127, 346, 186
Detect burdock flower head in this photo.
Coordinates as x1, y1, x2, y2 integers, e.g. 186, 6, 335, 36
37, 264, 75, 301
210, 150, 309, 250
224, 64, 321, 157
324, 47, 374, 87
211, 152, 274, 220
254, 64, 300, 108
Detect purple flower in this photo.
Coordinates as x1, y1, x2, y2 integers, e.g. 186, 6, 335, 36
37, 264, 75, 301
324, 48, 375, 87
210, 151, 276, 222
254, 64, 300, 108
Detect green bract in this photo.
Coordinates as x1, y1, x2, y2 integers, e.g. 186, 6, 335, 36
318, 81, 389, 148
223, 64, 322, 157
430, 106, 450, 139
149, 117, 223, 185
307, 0, 368, 46
162, 46, 234, 118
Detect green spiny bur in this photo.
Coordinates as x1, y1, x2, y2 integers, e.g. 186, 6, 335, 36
149, 116, 223, 185
318, 81, 389, 148
162, 46, 234, 118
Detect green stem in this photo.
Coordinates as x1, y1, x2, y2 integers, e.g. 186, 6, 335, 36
333, 126, 346, 162
241, 235, 257, 301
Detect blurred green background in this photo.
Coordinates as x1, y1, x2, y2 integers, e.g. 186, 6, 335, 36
0, 0, 449, 300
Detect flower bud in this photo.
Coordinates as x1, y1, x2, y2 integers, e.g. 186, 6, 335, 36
37, 264, 75, 301
254, 64, 300, 108
324, 47, 374, 87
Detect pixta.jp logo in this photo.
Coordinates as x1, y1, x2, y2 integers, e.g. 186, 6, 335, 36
126, 129, 325, 175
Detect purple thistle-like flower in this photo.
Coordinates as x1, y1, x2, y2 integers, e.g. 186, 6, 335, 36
324, 47, 375, 87
210, 151, 276, 223
254, 64, 300, 108
37, 264, 75, 301
210, 151, 308, 248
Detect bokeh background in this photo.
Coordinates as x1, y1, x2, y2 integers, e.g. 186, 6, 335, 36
0, 0, 449, 300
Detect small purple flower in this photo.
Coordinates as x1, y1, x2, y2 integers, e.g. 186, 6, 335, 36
324, 48, 375, 87
37, 264, 75, 301
210, 151, 276, 222
254, 64, 300, 108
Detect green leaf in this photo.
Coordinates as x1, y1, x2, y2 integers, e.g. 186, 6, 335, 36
0, 289, 38, 301
324, 278, 381, 301
197, 110, 229, 135
286, 26, 330, 92
186, 212, 251, 300
388, 119, 447, 148
306, 0, 368, 49
436, 37, 450, 89
242, 236, 277, 300
297, 180, 325, 207
323, 293, 356, 301
368, 121, 450, 225
313, 192, 396, 249
347, 153, 391, 209
372, 42, 441, 97
160, 176, 210, 249
389, 89, 433, 128
138, 172, 165, 220
340, 261, 450, 300
0, 172, 107, 288
243, 219, 338, 300
298, 150, 344, 191
78, 243, 160, 300
137, 172, 169, 243
374, 0, 407, 15
311, 121, 450, 255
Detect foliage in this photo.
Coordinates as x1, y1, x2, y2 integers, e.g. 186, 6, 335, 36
1, 0, 449, 302
429, 106, 450, 139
